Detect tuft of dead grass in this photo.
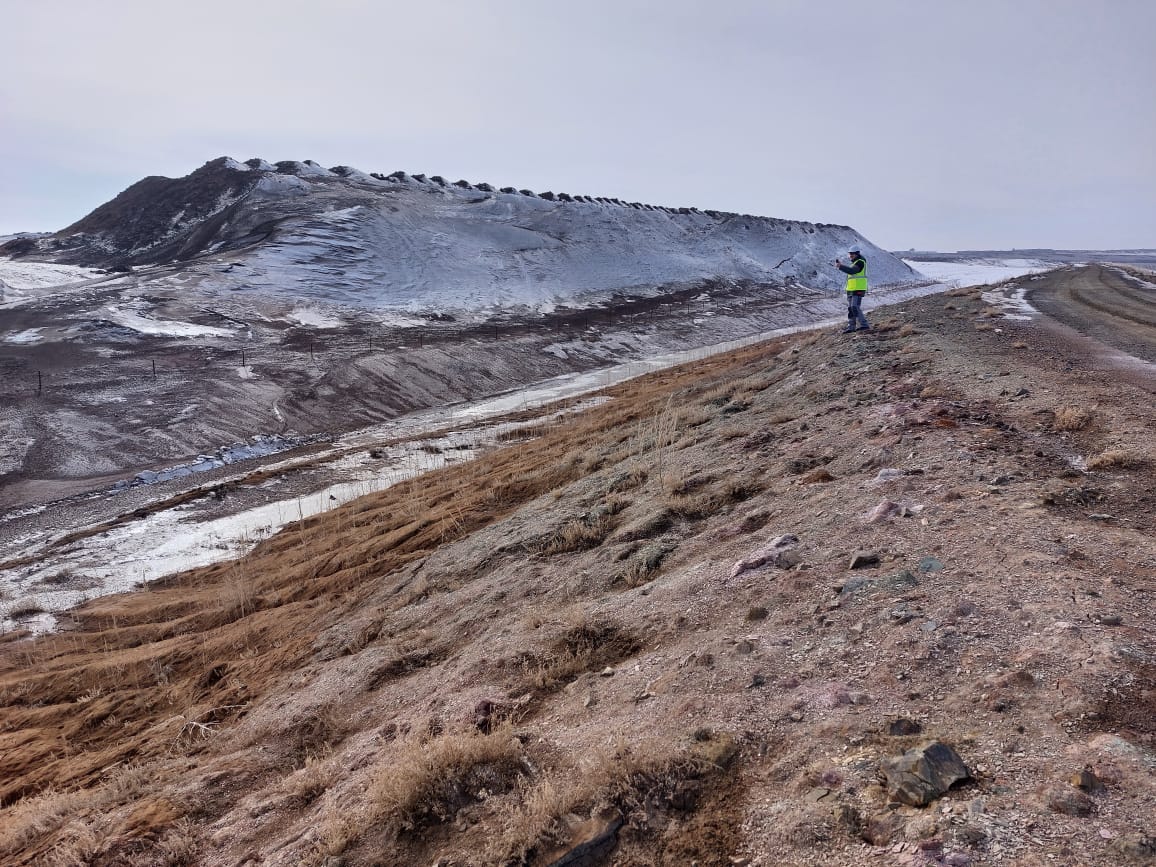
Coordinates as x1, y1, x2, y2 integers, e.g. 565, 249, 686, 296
537, 515, 614, 556
1086, 449, 1145, 470
369, 725, 524, 833
616, 543, 675, 587
521, 621, 643, 693
1053, 406, 1092, 431
482, 733, 739, 864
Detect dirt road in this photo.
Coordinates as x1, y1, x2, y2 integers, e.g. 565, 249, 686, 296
1028, 264, 1156, 363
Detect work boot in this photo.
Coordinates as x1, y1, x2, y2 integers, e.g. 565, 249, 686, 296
841, 325, 856, 334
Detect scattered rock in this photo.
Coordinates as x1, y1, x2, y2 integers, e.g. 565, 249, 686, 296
881, 741, 971, 806
599, 667, 615, 677
849, 550, 880, 569
845, 569, 920, 598
730, 534, 800, 577
867, 500, 901, 523
889, 718, 923, 736
873, 468, 906, 484
1094, 613, 1123, 626
1110, 834, 1156, 861
1046, 787, 1094, 817
953, 600, 977, 617
802, 468, 835, 483
1070, 767, 1106, 793
746, 606, 769, 621
951, 823, 987, 848
918, 556, 945, 572
862, 811, 905, 846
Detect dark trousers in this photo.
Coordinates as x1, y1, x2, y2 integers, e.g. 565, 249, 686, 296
847, 291, 869, 329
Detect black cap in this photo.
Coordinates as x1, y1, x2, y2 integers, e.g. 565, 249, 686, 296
848, 247, 861, 255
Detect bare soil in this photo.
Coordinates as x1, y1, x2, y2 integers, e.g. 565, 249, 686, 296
0, 267, 1154, 867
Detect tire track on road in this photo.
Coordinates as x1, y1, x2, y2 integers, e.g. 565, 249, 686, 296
1027, 265, 1156, 364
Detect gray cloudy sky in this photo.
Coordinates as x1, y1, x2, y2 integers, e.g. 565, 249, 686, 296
2, 0, 1153, 250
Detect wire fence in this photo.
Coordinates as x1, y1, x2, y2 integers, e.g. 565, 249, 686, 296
0, 297, 724, 400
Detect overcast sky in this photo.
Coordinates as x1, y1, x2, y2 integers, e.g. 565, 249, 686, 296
1, 0, 1153, 250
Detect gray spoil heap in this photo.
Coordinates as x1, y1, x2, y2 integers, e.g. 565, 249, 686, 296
1, 156, 921, 293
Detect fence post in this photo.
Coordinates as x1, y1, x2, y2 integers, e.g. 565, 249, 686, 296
37, 370, 42, 395
152, 359, 157, 379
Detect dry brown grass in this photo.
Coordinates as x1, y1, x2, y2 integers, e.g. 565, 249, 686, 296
1053, 406, 1093, 431
0, 328, 841, 861
897, 323, 918, 337
537, 515, 614, 556
616, 543, 674, 587
368, 725, 524, 833
521, 622, 643, 692
1086, 449, 1145, 470
481, 733, 739, 864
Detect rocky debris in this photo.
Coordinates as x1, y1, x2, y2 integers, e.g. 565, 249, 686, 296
545, 816, 624, 867
1070, 767, 1106, 793
801, 467, 835, 483
729, 534, 800, 577
1046, 787, 1095, 817
848, 550, 880, 569
866, 499, 924, 522
841, 569, 920, 598
866, 500, 901, 522
873, 467, 907, 484
881, 741, 971, 807
1110, 834, 1156, 862
889, 718, 924, 736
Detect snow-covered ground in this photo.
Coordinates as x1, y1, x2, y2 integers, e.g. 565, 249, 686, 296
103, 303, 238, 337
0, 259, 108, 305
903, 257, 1049, 288
0, 259, 104, 290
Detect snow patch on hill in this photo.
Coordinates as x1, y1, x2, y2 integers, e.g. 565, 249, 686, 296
903, 258, 1048, 288
0, 259, 104, 292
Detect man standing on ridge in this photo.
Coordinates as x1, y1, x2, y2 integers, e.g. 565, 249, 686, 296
835, 247, 870, 333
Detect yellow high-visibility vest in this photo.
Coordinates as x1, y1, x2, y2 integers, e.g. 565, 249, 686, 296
845, 258, 868, 294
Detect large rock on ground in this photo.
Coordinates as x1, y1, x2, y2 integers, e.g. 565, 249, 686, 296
881, 741, 971, 806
